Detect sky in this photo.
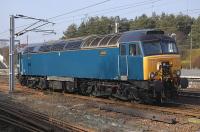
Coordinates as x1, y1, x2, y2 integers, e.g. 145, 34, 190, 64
0, 0, 200, 44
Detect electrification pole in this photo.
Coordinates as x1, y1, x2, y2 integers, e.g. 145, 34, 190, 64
9, 15, 15, 92
115, 22, 119, 33
8, 14, 55, 93
115, 16, 120, 33
27, 35, 29, 45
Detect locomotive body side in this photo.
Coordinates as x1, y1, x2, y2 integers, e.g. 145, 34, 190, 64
20, 47, 121, 80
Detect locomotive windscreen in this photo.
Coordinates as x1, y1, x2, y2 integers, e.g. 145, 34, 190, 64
142, 40, 178, 56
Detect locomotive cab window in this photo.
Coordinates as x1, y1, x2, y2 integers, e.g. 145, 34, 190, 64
129, 44, 141, 56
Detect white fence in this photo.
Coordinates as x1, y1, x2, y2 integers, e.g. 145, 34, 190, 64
181, 69, 200, 78
0, 69, 9, 75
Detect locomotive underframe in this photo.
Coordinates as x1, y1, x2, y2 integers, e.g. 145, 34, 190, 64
17, 74, 180, 103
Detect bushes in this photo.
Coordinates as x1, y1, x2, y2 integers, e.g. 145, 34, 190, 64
192, 56, 200, 68
181, 49, 200, 69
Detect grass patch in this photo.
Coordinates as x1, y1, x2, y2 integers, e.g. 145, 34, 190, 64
181, 48, 200, 68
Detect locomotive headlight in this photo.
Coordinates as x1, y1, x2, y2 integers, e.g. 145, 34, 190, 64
149, 72, 156, 79
176, 70, 181, 76
157, 62, 162, 71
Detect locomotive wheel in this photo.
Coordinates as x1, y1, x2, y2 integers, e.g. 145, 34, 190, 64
128, 88, 140, 102
79, 83, 93, 95
39, 78, 48, 90
19, 76, 27, 86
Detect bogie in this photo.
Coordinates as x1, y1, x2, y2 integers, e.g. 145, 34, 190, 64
17, 75, 179, 103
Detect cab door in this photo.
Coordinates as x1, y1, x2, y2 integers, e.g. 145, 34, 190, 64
119, 44, 128, 80
127, 42, 143, 80
27, 54, 32, 75
17, 53, 22, 74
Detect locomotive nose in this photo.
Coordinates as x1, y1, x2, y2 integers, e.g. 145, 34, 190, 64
143, 55, 181, 80
149, 61, 172, 80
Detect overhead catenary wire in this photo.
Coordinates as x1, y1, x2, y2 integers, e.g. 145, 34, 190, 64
0, 0, 112, 37
44, 0, 200, 31
52, 0, 164, 28
55, 4, 200, 28
51, 0, 161, 22
0, 0, 200, 39
1, 0, 163, 34
0, 22, 44, 36
48, 0, 111, 20
52, 1, 198, 32
43, 0, 200, 26
53, 0, 163, 28
14, 14, 56, 37
15, 20, 42, 36
1, 12, 198, 39
0, 0, 197, 35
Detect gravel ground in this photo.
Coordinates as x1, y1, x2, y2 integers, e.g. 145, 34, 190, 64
8, 91, 200, 132
0, 76, 200, 132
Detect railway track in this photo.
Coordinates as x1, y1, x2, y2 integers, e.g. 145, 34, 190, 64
61, 92, 200, 118
1, 84, 200, 118
176, 89, 200, 105
179, 90, 200, 98
0, 76, 200, 123
0, 101, 91, 132
0, 82, 179, 124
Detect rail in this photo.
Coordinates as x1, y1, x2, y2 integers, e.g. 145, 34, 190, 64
0, 101, 90, 132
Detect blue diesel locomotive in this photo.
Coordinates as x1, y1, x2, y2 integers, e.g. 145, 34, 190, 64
17, 29, 188, 102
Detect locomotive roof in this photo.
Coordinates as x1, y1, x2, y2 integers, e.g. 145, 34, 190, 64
21, 29, 168, 54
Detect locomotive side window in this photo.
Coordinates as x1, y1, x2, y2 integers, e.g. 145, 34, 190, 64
51, 42, 66, 51
120, 45, 126, 55
129, 44, 141, 56
65, 41, 82, 50
39, 45, 52, 52
108, 35, 120, 45
90, 37, 102, 47
23, 46, 35, 53
99, 35, 113, 46
82, 36, 97, 47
